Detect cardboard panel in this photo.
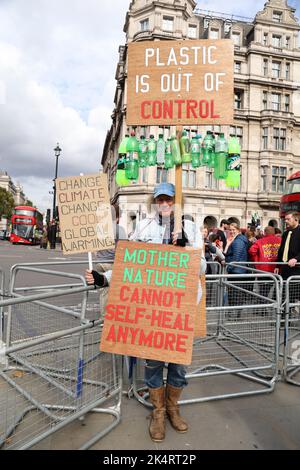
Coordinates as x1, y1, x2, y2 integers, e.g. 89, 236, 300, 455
56, 173, 115, 255
100, 241, 202, 365
194, 274, 206, 338
127, 39, 234, 126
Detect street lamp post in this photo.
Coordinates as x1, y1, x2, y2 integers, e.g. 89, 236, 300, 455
50, 143, 62, 249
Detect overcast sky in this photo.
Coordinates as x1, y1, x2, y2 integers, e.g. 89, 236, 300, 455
0, 0, 299, 213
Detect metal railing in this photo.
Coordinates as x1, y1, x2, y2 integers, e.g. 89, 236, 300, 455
0, 265, 121, 450
283, 276, 300, 386
130, 273, 281, 407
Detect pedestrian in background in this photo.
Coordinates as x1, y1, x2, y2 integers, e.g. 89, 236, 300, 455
224, 223, 248, 317
276, 212, 300, 310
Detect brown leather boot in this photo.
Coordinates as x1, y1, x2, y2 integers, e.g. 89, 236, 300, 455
149, 386, 166, 442
166, 384, 188, 433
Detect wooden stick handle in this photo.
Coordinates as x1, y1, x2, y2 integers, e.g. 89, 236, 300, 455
175, 126, 183, 233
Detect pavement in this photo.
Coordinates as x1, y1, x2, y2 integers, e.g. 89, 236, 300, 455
30, 376, 300, 451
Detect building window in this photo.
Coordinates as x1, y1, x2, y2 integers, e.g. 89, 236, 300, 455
262, 128, 268, 150
272, 61, 281, 78
141, 167, 148, 184
273, 128, 286, 151
209, 28, 219, 39
263, 32, 268, 46
272, 166, 286, 192
162, 16, 174, 32
263, 91, 268, 110
285, 36, 291, 48
204, 18, 210, 29
271, 93, 280, 111
234, 90, 243, 110
261, 166, 268, 191
232, 32, 241, 46
263, 59, 268, 76
140, 18, 149, 32
280, 129, 286, 151
286, 63, 290, 80
229, 126, 243, 148
182, 164, 196, 189
234, 61, 241, 73
285, 95, 290, 112
156, 167, 168, 184
273, 11, 282, 23
188, 24, 197, 38
272, 35, 282, 48
212, 125, 221, 135
205, 168, 218, 190
273, 128, 280, 150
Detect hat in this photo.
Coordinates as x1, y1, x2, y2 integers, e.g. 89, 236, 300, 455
153, 182, 175, 199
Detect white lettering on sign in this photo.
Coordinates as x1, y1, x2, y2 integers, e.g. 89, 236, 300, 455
145, 46, 218, 67
127, 39, 234, 125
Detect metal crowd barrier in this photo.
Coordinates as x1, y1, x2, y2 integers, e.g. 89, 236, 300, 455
0, 268, 4, 346
227, 262, 300, 388
283, 276, 300, 387
130, 273, 281, 407
0, 265, 122, 450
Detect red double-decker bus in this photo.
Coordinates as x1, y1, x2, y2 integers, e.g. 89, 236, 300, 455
10, 206, 43, 245
279, 171, 300, 227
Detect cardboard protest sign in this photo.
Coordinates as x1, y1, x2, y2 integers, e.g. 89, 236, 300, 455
56, 173, 115, 255
194, 274, 206, 338
100, 241, 201, 365
127, 39, 234, 126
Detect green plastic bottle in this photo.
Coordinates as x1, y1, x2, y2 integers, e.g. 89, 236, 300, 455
180, 130, 191, 163
201, 131, 214, 166
226, 137, 241, 188
116, 156, 131, 186
138, 135, 148, 168
156, 134, 166, 165
118, 134, 130, 154
228, 136, 241, 155
170, 136, 182, 165
147, 135, 157, 166
190, 132, 201, 168
164, 138, 174, 169
208, 134, 216, 168
125, 131, 139, 180
214, 133, 228, 179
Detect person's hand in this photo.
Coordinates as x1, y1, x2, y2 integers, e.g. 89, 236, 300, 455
172, 231, 182, 245
85, 270, 95, 285
85, 269, 107, 287
288, 258, 298, 268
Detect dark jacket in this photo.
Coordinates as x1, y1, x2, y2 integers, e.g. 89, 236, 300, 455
225, 234, 248, 274
277, 225, 300, 279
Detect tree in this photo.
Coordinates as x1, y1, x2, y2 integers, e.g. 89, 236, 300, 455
25, 199, 34, 207
0, 188, 15, 220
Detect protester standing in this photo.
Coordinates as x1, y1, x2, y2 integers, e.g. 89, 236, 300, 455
85, 182, 206, 442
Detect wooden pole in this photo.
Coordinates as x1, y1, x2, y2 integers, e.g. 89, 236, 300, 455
175, 126, 183, 233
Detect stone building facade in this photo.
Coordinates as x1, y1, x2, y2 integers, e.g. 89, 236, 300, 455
101, 0, 300, 233
0, 171, 26, 230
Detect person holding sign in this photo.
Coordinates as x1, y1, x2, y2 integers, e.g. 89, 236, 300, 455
86, 182, 206, 442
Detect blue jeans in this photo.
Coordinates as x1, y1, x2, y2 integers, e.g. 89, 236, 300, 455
145, 360, 187, 389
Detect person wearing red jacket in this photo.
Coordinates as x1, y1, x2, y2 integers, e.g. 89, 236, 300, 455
248, 226, 281, 299
248, 226, 281, 271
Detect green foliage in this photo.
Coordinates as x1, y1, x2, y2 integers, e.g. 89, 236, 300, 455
25, 199, 34, 207
0, 188, 15, 219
